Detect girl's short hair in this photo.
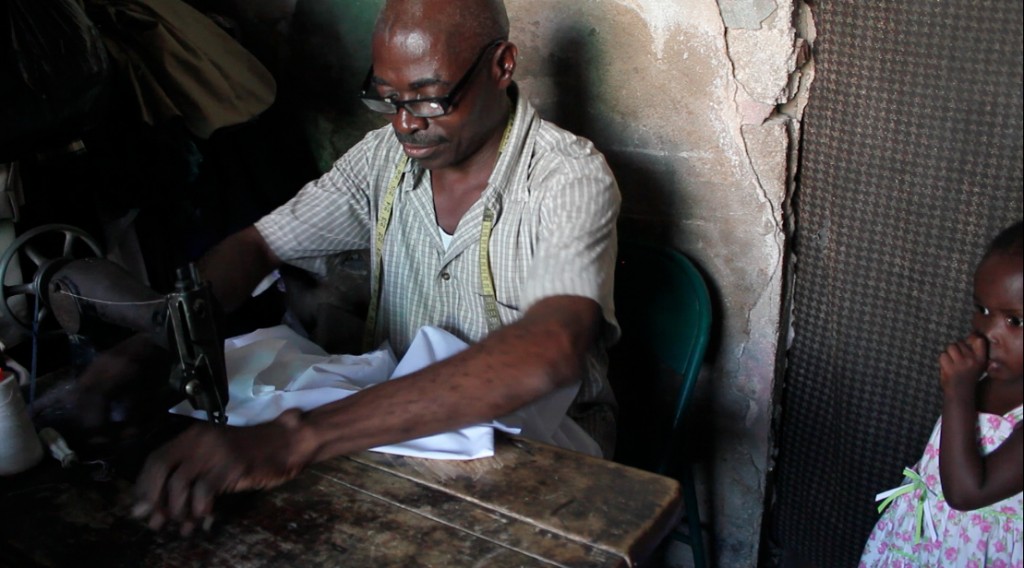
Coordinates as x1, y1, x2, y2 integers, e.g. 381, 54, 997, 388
986, 220, 1023, 257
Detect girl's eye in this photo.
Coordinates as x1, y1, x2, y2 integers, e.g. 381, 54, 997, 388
1008, 316, 1023, 328
975, 304, 991, 316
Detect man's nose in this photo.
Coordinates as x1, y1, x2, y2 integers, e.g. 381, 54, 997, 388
392, 107, 427, 135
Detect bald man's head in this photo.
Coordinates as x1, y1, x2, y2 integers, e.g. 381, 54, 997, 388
374, 0, 509, 56
364, 0, 517, 171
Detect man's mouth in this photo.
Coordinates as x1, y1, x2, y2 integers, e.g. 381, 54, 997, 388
401, 143, 436, 159
395, 132, 445, 146
396, 132, 447, 160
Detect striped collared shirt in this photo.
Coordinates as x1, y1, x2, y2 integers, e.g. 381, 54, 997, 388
256, 88, 621, 453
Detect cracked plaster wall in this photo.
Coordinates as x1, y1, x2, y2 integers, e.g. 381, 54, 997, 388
507, 1, 811, 566
277, 0, 814, 565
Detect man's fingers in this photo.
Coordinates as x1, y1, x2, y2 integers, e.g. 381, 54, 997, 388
134, 446, 175, 520
28, 383, 74, 416
165, 457, 231, 522
130, 501, 154, 519
147, 510, 167, 531
191, 477, 217, 521
132, 424, 232, 532
165, 461, 201, 521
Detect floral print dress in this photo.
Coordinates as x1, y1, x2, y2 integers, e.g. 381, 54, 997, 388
860, 404, 1023, 567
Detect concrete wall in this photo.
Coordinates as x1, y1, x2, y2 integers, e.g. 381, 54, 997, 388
506, 2, 811, 566
246, 0, 814, 565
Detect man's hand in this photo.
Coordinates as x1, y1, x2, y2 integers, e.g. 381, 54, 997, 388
938, 334, 987, 394
31, 333, 168, 438
30, 376, 110, 432
132, 409, 312, 535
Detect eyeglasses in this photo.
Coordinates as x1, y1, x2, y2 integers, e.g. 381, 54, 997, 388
360, 39, 505, 118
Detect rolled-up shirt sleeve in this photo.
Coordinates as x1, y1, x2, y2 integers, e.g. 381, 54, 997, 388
522, 133, 621, 344
255, 130, 386, 276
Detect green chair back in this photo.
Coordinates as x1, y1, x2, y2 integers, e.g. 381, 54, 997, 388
609, 239, 712, 567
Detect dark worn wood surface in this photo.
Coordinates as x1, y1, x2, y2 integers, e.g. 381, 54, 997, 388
1, 435, 682, 567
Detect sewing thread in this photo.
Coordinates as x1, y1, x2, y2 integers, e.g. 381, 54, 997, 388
53, 289, 165, 306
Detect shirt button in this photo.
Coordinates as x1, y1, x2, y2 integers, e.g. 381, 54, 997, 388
441, 272, 451, 281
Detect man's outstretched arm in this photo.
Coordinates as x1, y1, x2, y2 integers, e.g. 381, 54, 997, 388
132, 295, 603, 534
198, 226, 282, 313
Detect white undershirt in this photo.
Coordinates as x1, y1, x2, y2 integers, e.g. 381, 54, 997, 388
438, 225, 454, 250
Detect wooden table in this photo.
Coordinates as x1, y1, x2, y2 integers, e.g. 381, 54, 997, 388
0, 434, 682, 567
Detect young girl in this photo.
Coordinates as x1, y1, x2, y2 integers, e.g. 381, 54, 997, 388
860, 221, 1023, 567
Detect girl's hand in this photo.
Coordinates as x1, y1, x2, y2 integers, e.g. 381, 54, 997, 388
939, 334, 1024, 510
939, 334, 987, 393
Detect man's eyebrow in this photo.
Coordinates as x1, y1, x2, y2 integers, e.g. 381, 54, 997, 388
370, 74, 449, 91
409, 76, 449, 90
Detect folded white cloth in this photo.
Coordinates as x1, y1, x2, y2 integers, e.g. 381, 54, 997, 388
171, 325, 600, 459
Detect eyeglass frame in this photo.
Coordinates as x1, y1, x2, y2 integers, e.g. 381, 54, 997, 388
359, 38, 507, 118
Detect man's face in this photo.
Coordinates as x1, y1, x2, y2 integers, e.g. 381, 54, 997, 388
368, 32, 506, 171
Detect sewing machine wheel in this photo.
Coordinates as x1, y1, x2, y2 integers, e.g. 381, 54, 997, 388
0, 224, 103, 334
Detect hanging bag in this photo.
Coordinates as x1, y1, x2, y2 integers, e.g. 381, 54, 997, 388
6, 0, 109, 96
0, 0, 111, 160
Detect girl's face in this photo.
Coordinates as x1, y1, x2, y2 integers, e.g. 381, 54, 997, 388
972, 251, 1024, 381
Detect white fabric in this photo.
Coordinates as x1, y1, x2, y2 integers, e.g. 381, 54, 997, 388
170, 325, 599, 459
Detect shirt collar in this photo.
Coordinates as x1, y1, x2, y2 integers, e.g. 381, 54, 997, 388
486, 83, 535, 200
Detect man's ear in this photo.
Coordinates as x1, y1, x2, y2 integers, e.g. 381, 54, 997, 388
495, 42, 518, 85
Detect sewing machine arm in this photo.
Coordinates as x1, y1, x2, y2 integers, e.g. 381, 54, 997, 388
46, 258, 229, 424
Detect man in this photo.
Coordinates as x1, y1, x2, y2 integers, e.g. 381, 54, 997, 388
130, 0, 621, 532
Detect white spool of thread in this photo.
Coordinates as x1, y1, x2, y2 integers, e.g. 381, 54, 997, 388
0, 371, 43, 475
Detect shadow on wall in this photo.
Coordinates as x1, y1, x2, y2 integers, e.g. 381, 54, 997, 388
197, 0, 388, 169
542, 23, 672, 230
541, 22, 728, 564
288, 4, 383, 105
286, 0, 390, 168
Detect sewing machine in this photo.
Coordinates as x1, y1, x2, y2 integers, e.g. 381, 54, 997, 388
0, 224, 228, 424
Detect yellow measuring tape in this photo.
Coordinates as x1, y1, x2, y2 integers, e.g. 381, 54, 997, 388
362, 108, 516, 351
478, 208, 501, 331
363, 153, 409, 351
